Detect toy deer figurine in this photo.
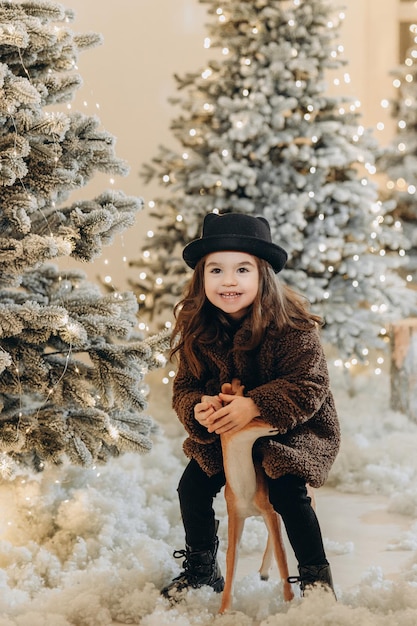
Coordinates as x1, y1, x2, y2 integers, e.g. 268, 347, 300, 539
218, 379, 294, 614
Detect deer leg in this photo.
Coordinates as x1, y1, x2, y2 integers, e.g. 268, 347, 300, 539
307, 484, 316, 510
259, 530, 274, 580
254, 466, 279, 582
254, 466, 293, 602
219, 495, 246, 614
262, 509, 294, 602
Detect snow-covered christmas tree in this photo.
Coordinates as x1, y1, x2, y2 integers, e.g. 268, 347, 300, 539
130, 0, 415, 363
378, 23, 417, 276
0, 1, 169, 478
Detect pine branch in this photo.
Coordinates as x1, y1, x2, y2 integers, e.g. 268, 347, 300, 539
0, 1, 166, 475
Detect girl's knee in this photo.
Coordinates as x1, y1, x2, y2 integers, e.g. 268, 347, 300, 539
267, 474, 309, 512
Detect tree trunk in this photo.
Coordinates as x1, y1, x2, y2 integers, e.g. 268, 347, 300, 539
390, 318, 417, 420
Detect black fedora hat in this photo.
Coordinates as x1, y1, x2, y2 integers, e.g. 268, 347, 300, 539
183, 212, 288, 273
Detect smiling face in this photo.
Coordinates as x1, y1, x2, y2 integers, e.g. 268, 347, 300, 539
203, 251, 259, 320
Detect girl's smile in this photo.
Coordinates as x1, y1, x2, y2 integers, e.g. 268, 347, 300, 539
203, 251, 259, 320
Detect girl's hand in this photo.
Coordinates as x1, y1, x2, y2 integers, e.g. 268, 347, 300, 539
194, 394, 222, 427
206, 393, 260, 434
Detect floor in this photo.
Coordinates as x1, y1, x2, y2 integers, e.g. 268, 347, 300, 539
237, 486, 411, 591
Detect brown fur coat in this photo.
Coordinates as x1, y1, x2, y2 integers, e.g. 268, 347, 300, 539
172, 319, 340, 488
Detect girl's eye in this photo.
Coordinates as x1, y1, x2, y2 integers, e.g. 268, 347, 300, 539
237, 267, 248, 273
210, 268, 221, 274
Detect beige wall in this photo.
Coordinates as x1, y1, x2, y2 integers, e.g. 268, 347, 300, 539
61, 0, 410, 289
341, 0, 398, 140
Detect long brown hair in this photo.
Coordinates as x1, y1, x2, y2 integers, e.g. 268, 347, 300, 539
170, 256, 322, 378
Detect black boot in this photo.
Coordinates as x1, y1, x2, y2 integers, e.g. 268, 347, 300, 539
288, 563, 336, 598
161, 536, 224, 599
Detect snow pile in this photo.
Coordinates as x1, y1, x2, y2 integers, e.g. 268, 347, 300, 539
0, 367, 416, 625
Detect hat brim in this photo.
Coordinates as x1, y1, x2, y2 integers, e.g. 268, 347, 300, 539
183, 234, 287, 273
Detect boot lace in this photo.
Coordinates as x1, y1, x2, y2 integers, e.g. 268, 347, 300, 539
172, 549, 199, 585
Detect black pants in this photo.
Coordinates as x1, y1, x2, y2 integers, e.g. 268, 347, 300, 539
178, 458, 328, 568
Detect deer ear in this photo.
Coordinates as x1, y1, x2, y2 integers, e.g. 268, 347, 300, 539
221, 382, 232, 394
230, 378, 245, 395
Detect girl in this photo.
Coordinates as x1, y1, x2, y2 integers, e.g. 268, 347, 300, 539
162, 212, 340, 600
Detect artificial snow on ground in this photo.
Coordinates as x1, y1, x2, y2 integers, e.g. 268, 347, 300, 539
1, 361, 417, 625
